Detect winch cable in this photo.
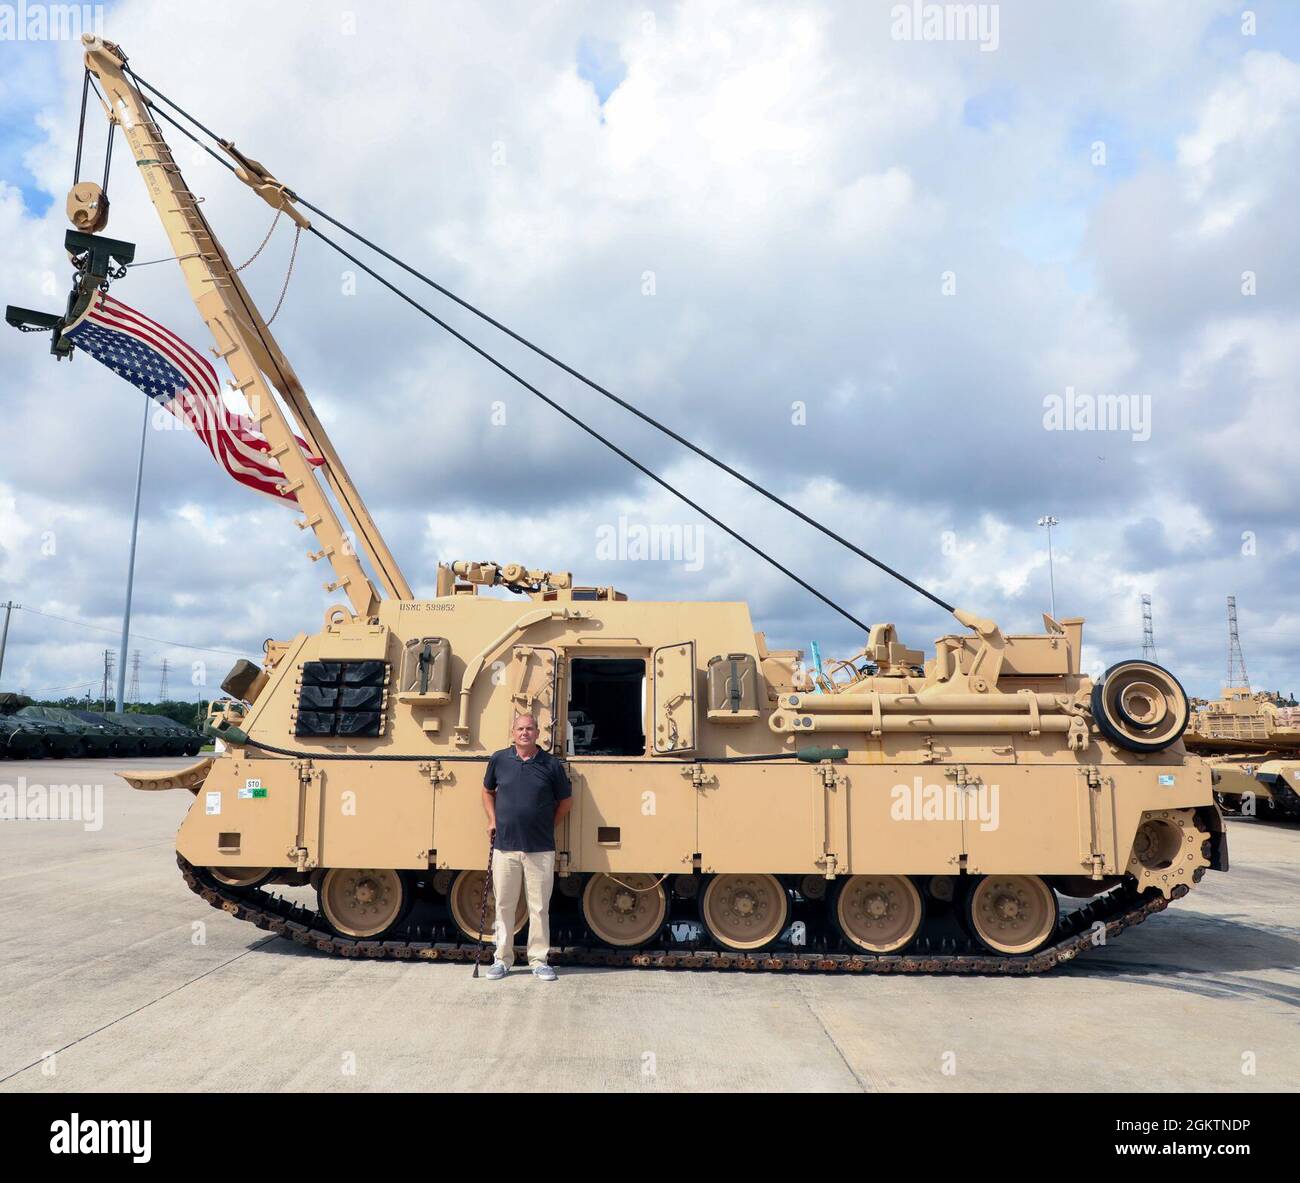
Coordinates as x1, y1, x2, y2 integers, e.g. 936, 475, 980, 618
311, 227, 872, 635
128, 71, 955, 617
141, 100, 870, 634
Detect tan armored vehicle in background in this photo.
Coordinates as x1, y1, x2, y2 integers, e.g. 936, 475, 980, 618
1186, 689, 1300, 820
7, 37, 1229, 974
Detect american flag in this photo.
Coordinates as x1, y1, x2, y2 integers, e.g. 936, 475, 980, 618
65, 292, 321, 503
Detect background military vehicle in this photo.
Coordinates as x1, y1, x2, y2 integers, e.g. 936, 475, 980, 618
1, 694, 84, 758
2, 716, 56, 759
0, 699, 203, 759
1186, 689, 1300, 819
18, 705, 115, 757
99, 712, 178, 757
6, 36, 1229, 973
70, 710, 146, 758
2, 694, 51, 758
127, 713, 204, 757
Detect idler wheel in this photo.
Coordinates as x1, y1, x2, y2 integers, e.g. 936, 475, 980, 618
700, 873, 790, 951
447, 868, 526, 943
1091, 660, 1189, 752
582, 873, 667, 947
319, 868, 407, 939
833, 874, 924, 953
966, 874, 1058, 955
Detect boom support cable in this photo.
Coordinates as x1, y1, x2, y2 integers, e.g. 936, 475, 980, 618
126, 71, 954, 617
139, 92, 870, 632
291, 197, 955, 614
121, 76, 948, 632
72, 69, 89, 185
309, 226, 871, 634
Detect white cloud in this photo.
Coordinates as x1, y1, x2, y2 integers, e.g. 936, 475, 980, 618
1, 0, 1298, 702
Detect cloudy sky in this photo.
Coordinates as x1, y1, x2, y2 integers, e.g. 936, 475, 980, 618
1, 0, 1298, 704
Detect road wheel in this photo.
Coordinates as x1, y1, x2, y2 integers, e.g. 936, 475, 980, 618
700, 873, 790, 951
833, 874, 924, 953
966, 874, 1058, 955
447, 868, 527, 943
582, 873, 667, 947
319, 868, 408, 939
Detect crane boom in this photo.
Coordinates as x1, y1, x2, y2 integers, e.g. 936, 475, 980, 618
80, 35, 412, 617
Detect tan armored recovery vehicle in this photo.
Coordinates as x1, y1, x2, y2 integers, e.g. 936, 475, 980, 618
7, 37, 1228, 974
1186, 689, 1300, 820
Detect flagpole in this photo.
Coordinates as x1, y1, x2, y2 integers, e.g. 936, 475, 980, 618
115, 397, 149, 713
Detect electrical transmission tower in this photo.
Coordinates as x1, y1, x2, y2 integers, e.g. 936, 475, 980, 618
159, 657, 170, 703
128, 650, 141, 703
1226, 596, 1250, 692
1141, 594, 1157, 662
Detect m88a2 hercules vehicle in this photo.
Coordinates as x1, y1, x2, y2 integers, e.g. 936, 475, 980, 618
6, 37, 1227, 973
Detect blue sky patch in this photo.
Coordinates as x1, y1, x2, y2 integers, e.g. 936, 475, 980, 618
962, 87, 1015, 130
0, 110, 53, 216
576, 35, 626, 106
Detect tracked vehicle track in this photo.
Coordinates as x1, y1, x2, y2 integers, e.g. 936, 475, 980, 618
180, 855, 1192, 975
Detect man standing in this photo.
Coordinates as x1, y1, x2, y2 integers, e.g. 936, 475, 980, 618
481, 712, 572, 981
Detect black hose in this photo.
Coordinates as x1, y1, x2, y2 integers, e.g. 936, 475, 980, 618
237, 734, 831, 764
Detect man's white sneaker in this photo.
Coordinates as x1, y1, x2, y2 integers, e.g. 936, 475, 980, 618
531, 964, 558, 982
485, 961, 508, 980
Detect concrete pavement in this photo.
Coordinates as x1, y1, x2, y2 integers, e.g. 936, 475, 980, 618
1, 758, 1297, 1092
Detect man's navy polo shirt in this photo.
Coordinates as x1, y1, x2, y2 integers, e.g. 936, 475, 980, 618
484, 746, 572, 852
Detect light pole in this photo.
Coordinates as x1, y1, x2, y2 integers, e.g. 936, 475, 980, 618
0, 600, 16, 687
114, 397, 150, 713
1037, 515, 1059, 618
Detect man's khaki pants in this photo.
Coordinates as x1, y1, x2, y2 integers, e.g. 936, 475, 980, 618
492, 849, 555, 968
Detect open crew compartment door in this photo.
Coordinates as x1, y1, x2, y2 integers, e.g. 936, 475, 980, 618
652, 641, 697, 755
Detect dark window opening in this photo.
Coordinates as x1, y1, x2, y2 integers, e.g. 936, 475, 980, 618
568, 657, 645, 756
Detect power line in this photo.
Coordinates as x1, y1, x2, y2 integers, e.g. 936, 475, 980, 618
14, 606, 248, 658
26, 679, 101, 696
